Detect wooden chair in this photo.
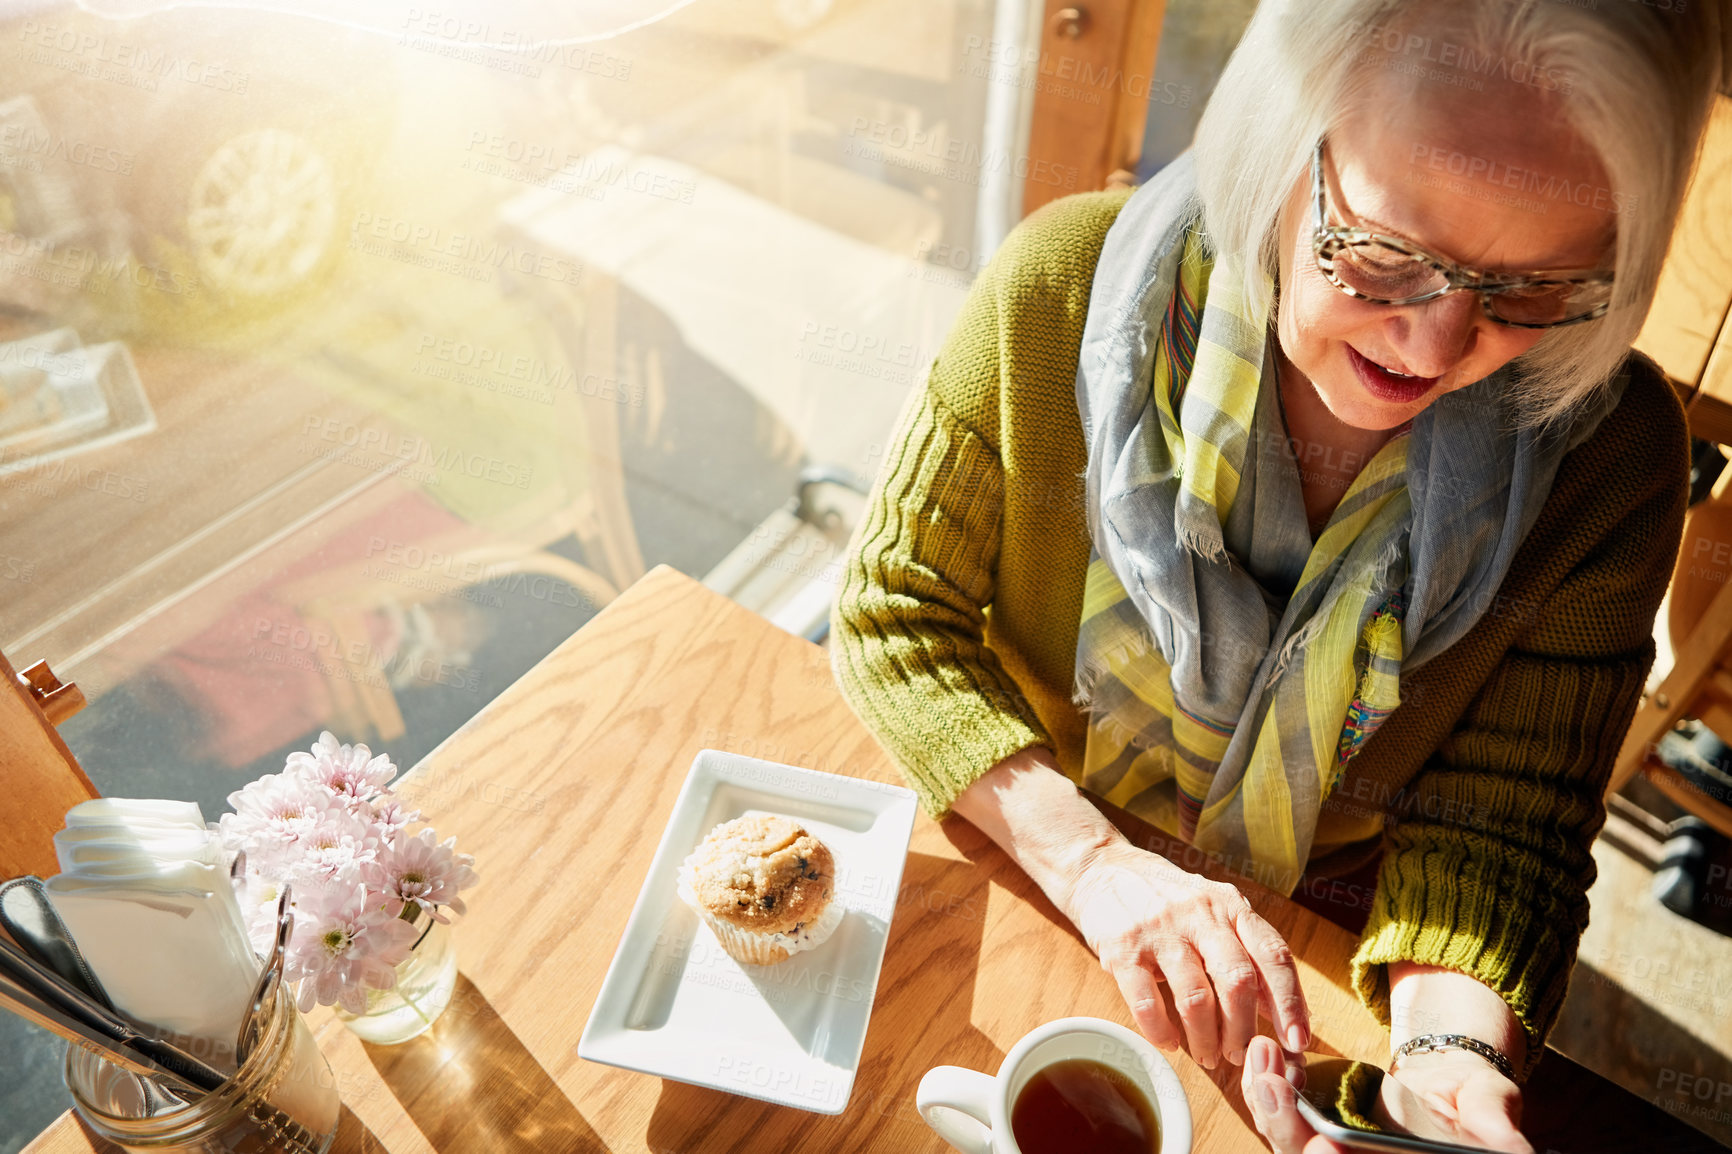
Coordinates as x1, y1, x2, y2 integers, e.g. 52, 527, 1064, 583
1611, 562, 1732, 838
277, 530, 620, 744
0, 646, 96, 881
1610, 94, 1732, 836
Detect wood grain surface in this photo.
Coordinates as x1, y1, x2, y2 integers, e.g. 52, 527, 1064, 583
0, 646, 98, 881
22, 566, 1726, 1152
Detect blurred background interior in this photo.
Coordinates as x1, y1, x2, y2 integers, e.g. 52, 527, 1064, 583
2, 0, 1731, 1147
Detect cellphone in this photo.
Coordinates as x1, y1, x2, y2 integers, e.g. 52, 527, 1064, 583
1291, 1057, 1504, 1154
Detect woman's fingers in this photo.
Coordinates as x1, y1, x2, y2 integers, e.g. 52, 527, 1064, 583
1156, 943, 1222, 1068
1195, 931, 1260, 1066
1456, 1074, 1534, 1154
1109, 959, 1183, 1052
1233, 903, 1311, 1051
1246, 1068, 1323, 1154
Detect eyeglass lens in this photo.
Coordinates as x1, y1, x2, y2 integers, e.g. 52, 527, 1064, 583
1330, 240, 1609, 325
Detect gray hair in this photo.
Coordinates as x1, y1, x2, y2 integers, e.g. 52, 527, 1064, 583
1192, 0, 1728, 428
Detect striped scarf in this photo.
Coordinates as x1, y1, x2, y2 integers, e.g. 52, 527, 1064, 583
1073, 155, 1625, 895
1075, 236, 1411, 892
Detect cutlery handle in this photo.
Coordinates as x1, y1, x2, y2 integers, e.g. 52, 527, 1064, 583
0, 937, 227, 1092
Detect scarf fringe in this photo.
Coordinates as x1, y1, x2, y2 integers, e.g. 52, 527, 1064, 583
1071, 654, 1111, 712
1177, 520, 1228, 564
1267, 534, 1407, 681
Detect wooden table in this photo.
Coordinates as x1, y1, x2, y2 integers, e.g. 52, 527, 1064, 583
25, 566, 1727, 1153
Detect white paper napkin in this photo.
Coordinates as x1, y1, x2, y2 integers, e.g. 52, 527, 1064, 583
45, 798, 258, 1059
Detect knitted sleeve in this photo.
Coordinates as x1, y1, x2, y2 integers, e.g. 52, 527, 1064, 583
827, 268, 1051, 818
1350, 367, 1689, 1080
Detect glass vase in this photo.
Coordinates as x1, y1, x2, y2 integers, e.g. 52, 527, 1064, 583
332, 918, 459, 1045
65, 979, 340, 1154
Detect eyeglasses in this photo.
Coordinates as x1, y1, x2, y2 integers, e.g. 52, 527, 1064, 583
1309, 138, 1614, 329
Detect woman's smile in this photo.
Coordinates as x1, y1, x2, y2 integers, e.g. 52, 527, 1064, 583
1346, 345, 1441, 404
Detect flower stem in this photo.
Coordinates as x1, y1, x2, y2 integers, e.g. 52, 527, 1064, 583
396, 974, 436, 1030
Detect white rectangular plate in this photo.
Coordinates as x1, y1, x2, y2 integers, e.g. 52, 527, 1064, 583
578, 749, 918, 1114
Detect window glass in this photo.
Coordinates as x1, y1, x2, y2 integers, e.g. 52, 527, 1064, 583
0, 1, 996, 1138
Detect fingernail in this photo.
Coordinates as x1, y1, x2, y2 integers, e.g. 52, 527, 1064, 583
1286, 1024, 1308, 1051
1228, 1048, 1246, 1067
1256, 1078, 1278, 1113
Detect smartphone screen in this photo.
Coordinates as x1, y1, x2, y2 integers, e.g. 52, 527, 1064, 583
1293, 1058, 1504, 1154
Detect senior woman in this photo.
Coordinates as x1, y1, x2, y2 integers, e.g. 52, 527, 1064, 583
831, 0, 1729, 1149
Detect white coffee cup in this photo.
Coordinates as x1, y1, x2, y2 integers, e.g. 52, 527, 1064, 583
916, 1016, 1193, 1154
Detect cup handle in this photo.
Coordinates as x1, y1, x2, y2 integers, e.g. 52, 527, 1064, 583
916, 1065, 999, 1154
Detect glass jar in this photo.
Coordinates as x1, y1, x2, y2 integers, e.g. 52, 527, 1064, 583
64, 981, 340, 1154
332, 918, 458, 1046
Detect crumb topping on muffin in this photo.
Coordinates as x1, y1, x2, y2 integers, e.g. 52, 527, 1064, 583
687, 814, 833, 935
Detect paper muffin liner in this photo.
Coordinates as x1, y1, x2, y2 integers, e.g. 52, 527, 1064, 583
677, 846, 845, 967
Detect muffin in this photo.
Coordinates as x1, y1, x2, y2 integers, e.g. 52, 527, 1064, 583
677, 814, 841, 965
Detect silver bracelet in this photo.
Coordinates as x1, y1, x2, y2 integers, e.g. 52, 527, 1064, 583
1390, 1033, 1517, 1084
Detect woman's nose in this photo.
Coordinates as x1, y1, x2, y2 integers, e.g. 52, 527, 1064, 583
1385, 291, 1480, 379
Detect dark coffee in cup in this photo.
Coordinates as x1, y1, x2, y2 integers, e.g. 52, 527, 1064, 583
1010, 1057, 1161, 1154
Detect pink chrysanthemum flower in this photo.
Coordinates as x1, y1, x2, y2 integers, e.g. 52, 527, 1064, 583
219, 773, 344, 878
370, 829, 480, 924
286, 883, 420, 1014
235, 870, 285, 958
370, 796, 422, 840
284, 806, 383, 892
288, 730, 399, 809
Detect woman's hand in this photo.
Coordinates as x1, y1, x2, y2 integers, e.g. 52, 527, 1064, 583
1061, 840, 1311, 1069
1242, 1036, 1534, 1154
1371, 1049, 1530, 1152
949, 749, 1308, 1069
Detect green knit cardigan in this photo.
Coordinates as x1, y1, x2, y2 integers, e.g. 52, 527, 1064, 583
829, 187, 1689, 1070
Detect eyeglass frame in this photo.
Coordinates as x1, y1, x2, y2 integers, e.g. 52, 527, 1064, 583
1308, 137, 1614, 329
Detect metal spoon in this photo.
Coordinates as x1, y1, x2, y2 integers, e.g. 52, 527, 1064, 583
235, 884, 292, 1066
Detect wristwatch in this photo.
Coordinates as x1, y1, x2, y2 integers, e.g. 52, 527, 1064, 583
1390, 1033, 1518, 1084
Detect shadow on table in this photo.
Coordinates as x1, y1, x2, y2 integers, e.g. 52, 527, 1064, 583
1525, 987, 1732, 1154
360, 973, 607, 1153
644, 851, 997, 1152
327, 1104, 385, 1153
743, 910, 891, 1070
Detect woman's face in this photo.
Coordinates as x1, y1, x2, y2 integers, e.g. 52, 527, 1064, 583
1274, 76, 1619, 431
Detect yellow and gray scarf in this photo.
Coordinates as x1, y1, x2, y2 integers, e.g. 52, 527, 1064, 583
1073, 154, 1625, 894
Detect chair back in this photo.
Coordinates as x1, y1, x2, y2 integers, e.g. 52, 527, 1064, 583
0, 647, 97, 880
